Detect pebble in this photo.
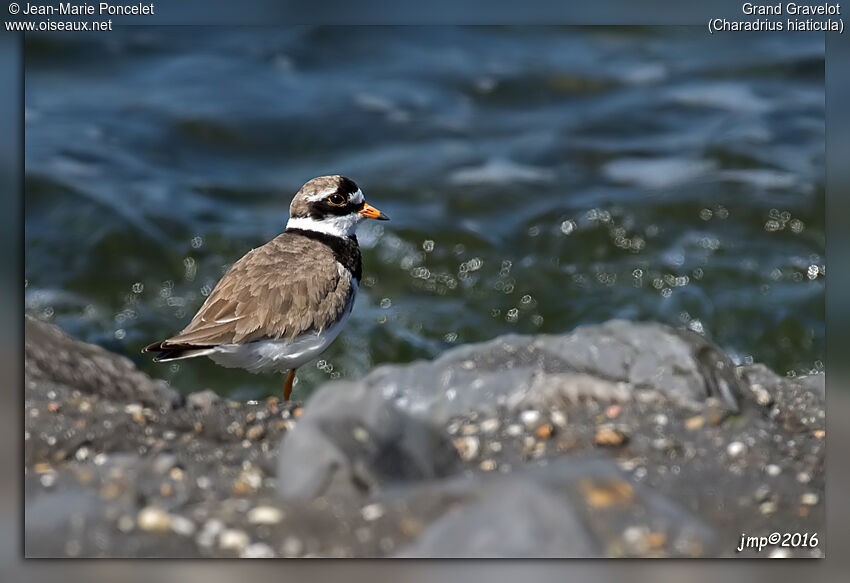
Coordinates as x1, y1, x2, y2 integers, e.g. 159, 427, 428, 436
800, 492, 819, 506
170, 515, 196, 537
506, 424, 523, 436
186, 389, 220, 410
480, 418, 500, 433
219, 529, 250, 552
461, 424, 480, 435
247, 506, 284, 525
765, 464, 782, 477
241, 542, 275, 558
594, 427, 628, 447
361, 503, 385, 521
519, 410, 541, 427
245, 424, 265, 441
281, 536, 304, 557
550, 410, 567, 427
684, 416, 704, 431
726, 441, 746, 458
137, 506, 171, 532
796, 472, 811, 484
759, 501, 777, 515
124, 403, 143, 416
352, 426, 370, 443
152, 453, 177, 474
749, 384, 772, 406
622, 525, 651, 554
753, 485, 771, 503
453, 436, 480, 461
651, 438, 673, 451
196, 519, 224, 547
479, 459, 497, 472
534, 423, 554, 440
117, 515, 135, 533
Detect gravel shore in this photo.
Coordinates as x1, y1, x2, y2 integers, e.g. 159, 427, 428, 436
25, 316, 824, 557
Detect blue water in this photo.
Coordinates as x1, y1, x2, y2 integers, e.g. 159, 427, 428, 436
25, 27, 825, 398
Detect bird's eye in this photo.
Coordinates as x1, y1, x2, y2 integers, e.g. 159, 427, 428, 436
327, 193, 346, 206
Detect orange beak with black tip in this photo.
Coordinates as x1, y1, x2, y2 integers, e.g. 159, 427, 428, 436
359, 202, 390, 221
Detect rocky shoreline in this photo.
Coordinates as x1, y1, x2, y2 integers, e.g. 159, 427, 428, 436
24, 316, 825, 558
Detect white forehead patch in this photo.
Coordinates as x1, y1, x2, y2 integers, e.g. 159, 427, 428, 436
350, 189, 365, 204
306, 187, 339, 202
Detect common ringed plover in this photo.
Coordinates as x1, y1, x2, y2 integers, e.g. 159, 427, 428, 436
143, 175, 388, 400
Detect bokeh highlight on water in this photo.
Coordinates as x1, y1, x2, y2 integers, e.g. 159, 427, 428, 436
24, 27, 824, 399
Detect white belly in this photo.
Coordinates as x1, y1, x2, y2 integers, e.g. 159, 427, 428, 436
207, 303, 353, 374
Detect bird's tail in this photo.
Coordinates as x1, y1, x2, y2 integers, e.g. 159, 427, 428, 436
142, 341, 216, 362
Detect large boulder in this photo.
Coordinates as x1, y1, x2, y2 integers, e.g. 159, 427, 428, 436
277, 320, 744, 499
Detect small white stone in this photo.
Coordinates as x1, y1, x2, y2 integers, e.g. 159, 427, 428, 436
247, 506, 284, 525
506, 424, 523, 436
519, 410, 541, 427
454, 436, 480, 461
241, 470, 263, 490
352, 426, 370, 443
800, 492, 819, 506
124, 403, 143, 415
117, 515, 135, 533
361, 503, 385, 521
219, 529, 250, 552
623, 525, 649, 544
480, 418, 500, 434
170, 515, 196, 536
137, 506, 171, 532
550, 410, 568, 427
240, 542, 275, 558
726, 441, 746, 458
196, 519, 224, 547
765, 464, 782, 477
796, 472, 811, 484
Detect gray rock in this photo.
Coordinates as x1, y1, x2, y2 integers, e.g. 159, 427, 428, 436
277, 322, 747, 500
277, 381, 461, 499
395, 479, 597, 557
314, 320, 743, 426
25, 316, 180, 408
394, 456, 717, 558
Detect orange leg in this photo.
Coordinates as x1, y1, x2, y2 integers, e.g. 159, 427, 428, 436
283, 368, 297, 401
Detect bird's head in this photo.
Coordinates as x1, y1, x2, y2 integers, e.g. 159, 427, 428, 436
286, 175, 389, 238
